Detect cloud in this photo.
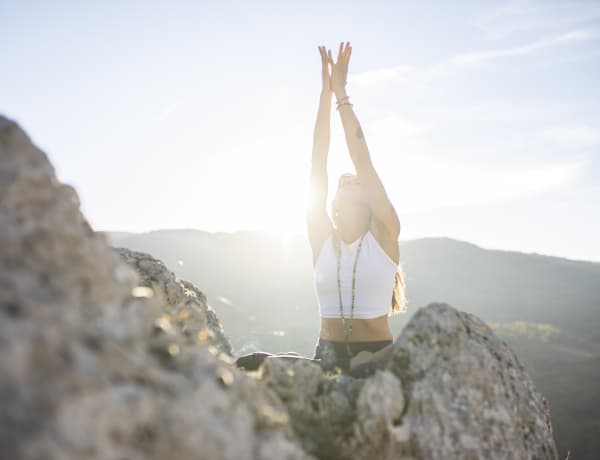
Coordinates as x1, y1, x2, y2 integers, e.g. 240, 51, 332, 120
387, 157, 586, 212
473, 0, 600, 41
348, 27, 600, 87
539, 123, 600, 150
355, 115, 587, 211
450, 28, 600, 64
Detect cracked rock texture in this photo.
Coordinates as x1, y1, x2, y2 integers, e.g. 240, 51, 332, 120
0, 114, 558, 460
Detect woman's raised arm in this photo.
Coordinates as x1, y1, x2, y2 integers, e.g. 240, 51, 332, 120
307, 46, 334, 256
330, 42, 401, 238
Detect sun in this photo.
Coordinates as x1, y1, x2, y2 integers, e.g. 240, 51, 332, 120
208, 159, 309, 238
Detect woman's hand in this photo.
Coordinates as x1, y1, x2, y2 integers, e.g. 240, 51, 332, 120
318, 45, 333, 95
349, 350, 373, 370
329, 41, 352, 96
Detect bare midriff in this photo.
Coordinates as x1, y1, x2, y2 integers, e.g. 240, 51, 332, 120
319, 313, 393, 342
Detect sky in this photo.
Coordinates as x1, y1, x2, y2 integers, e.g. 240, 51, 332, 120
2, 0, 599, 262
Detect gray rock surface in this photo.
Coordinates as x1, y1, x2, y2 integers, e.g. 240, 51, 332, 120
113, 246, 233, 358
385, 303, 559, 460
0, 115, 313, 460
0, 113, 559, 460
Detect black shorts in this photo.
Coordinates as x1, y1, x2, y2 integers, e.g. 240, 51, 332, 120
313, 337, 393, 372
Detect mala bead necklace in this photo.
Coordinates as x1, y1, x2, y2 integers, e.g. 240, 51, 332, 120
333, 230, 367, 358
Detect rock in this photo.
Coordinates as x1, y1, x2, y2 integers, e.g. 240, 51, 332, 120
0, 114, 314, 460
385, 303, 559, 460
0, 113, 559, 460
113, 246, 233, 358
352, 370, 406, 452
257, 302, 560, 460
259, 357, 363, 458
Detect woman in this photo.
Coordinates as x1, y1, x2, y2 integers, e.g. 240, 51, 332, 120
235, 42, 407, 376
309, 41, 407, 374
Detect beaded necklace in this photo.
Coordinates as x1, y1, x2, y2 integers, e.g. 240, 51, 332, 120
333, 230, 367, 358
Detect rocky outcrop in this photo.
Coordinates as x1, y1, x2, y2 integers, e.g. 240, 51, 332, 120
0, 115, 312, 460
0, 113, 559, 460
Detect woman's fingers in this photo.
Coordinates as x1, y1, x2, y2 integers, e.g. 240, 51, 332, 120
332, 41, 350, 65
322, 41, 351, 66
320, 46, 331, 75
342, 42, 350, 65
319, 46, 331, 66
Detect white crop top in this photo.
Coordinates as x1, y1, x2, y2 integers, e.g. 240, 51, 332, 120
313, 230, 398, 319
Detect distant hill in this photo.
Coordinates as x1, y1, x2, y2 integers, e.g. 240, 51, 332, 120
102, 228, 600, 460
103, 229, 600, 345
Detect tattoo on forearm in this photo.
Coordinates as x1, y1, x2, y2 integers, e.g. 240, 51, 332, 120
356, 126, 364, 140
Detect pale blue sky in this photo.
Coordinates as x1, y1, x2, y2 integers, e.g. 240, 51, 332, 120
2, 0, 599, 262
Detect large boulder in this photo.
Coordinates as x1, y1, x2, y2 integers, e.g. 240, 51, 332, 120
385, 303, 559, 459
0, 114, 313, 460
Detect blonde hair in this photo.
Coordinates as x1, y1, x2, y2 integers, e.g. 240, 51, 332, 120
390, 264, 408, 315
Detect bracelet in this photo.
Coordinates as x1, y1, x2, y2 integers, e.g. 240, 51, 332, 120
336, 102, 353, 110
336, 95, 350, 105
